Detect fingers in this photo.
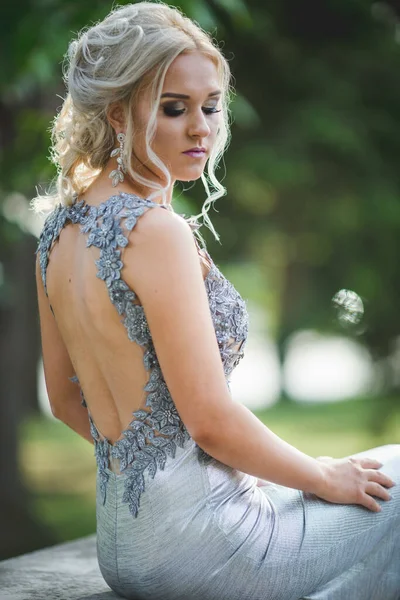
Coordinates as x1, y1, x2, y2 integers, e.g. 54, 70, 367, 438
350, 457, 383, 469
364, 469, 396, 489
360, 469, 395, 512
360, 491, 382, 512
365, 481, 392, 502
349, 457, 396, 512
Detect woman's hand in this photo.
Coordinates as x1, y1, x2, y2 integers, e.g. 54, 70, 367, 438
313, 455, 396, 512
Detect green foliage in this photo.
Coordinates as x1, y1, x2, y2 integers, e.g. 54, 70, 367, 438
197, 0, 400, 375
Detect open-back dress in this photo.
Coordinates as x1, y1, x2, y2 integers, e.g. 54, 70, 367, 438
36, 192, 400, 600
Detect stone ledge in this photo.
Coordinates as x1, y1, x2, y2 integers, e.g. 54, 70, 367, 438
0, 534, 119, 600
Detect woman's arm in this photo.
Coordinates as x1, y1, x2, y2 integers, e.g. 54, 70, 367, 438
122, 207, 326, 496
35, 253, 93, 444
194, 402, 324, 494
51, 399, 94, 444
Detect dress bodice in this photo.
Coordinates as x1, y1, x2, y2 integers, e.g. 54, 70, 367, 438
36, 192, 249, 518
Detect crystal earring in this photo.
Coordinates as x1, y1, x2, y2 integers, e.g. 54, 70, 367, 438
109, 132, 126, 187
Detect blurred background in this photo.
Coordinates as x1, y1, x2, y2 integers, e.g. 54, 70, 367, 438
1, 0, 400, 561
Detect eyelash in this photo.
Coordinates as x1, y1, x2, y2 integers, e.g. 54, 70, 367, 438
163, 107, 222, 117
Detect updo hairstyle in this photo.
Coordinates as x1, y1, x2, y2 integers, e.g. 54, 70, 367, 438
31, 1, 234, 241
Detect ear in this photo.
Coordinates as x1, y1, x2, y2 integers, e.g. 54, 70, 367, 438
106, 101, 125, 134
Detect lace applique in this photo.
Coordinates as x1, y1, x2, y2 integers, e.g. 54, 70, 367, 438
37, 203, 69, 295
37, 192, 249, 518
68, 373, 111, 498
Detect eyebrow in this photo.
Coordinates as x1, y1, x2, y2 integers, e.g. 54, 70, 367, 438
161, 90, 222, 99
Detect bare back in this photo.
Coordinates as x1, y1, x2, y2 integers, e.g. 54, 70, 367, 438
37, 191, 249, 516
41, 193, 214, 444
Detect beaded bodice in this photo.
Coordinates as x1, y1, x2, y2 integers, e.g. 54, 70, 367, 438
36, 192, 249, 518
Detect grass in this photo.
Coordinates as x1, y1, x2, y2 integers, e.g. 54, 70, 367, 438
20, 395, 400, 544
253, 394, 400, 456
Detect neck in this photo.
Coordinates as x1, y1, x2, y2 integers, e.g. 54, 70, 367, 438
103, 159, 175, 205
80, 160, 175, 208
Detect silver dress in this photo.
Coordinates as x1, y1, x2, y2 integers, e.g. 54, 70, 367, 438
37, 192, 400, 600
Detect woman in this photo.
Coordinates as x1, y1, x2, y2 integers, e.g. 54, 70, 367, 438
32, 2, 399, 599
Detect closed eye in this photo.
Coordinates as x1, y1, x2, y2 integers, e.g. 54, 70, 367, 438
163, 107, 221, 117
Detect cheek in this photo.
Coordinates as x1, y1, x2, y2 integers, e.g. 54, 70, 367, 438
155, 125, 177, 145
150, 116, 220, 163
152, 120, 184, 157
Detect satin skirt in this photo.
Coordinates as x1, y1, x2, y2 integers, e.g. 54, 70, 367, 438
96, 442, 400, 600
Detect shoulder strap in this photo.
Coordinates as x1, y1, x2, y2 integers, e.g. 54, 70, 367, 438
85, 196, 168, 308
78, 195, 176, 359
36, 201, 89, 319
36, 204, 68, 297
35, 193, 204, 315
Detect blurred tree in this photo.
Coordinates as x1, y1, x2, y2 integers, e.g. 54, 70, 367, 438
197, 0, 400, 415
0, 0, 109, 560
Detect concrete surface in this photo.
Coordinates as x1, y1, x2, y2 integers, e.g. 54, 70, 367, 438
0, 534, 120, 600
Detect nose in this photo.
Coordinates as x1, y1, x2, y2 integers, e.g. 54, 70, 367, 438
188, 107, 211, 139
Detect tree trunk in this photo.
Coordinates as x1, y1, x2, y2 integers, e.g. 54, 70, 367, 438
0, 227, 56, 560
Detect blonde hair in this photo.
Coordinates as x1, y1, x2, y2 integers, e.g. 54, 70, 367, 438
30, 1, 234, 242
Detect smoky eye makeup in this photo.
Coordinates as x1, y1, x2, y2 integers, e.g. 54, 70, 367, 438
161, 102, 221, 117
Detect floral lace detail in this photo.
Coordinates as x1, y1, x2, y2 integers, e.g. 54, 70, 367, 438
37, 192, 249, 518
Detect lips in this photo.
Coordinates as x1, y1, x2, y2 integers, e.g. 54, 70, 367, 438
183, 150, 206, 159
183, 147, 206, 153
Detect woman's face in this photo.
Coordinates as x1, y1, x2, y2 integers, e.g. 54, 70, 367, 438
133, 51, 222, 185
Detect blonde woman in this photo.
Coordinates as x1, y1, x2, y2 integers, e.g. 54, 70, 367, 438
32, 2, 400, 599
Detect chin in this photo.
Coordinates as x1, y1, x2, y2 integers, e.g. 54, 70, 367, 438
175, 169, 205, 182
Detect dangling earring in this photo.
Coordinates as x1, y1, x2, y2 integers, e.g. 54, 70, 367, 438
109, 132, 126, 187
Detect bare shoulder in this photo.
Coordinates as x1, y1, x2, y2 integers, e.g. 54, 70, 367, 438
130, 203, 193, 247
123, 204, 199, 293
